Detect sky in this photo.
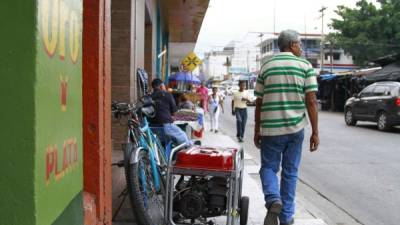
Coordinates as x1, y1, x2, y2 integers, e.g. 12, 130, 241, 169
194, 0, 370, 57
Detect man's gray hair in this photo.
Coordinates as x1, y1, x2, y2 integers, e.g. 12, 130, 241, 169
278, 30, 300, 51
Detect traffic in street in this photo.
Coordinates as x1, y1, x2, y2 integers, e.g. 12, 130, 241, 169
218, 98, 400, 225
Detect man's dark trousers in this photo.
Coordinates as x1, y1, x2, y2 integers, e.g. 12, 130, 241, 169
235, 108, 247, 139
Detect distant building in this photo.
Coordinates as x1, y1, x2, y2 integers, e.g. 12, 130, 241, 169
259, 34, 358, 74
203, 41, 259, 81
203, 47, 232, 81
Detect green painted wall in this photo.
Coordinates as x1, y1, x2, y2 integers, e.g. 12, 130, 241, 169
52, 193, 83, 225
0, 0, 83, 225
0, 1, 36, 224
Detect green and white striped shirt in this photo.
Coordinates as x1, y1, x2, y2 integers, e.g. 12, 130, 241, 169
255, 52, 318, 136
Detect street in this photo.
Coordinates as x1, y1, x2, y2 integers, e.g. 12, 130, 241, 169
218, 97, 400, 225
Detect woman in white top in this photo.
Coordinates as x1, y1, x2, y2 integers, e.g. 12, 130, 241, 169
208, 87, 224, 133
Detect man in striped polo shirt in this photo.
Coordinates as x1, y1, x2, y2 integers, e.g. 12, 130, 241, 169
254, 30, 319, 225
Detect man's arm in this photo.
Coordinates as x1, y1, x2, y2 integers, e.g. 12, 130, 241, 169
305, 92, 319, 151
219, 95, 224, 113
254, 98, 262, 148
241, 91, 250, 102
168, 93, 178, 115
231, 99, 235, 115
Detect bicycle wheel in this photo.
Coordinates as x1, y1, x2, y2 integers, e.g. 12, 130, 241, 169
123, 142, 135, 191
128, 147, 165, 225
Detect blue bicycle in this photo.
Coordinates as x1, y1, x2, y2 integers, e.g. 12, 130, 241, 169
112, 97, 186, 225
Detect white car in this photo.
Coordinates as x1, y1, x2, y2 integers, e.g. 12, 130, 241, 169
246, 89, 257, 106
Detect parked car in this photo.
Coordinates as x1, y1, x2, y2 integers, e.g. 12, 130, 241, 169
246, 89, 257, 106
344, 81, 400, 131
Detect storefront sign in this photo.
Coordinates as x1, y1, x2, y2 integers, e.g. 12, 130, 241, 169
35, 0, 83, 224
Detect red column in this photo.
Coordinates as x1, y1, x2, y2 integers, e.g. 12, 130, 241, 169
83, 0, 112, 224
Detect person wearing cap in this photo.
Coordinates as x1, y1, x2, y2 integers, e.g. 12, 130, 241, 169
149, 78, 191, 146
254, 30, 319, 225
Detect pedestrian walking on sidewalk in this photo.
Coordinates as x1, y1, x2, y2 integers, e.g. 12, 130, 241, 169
208, 87, 224, 133
197, 81, 209, 113
253, 30, 319, 225
232, 80, 249, 142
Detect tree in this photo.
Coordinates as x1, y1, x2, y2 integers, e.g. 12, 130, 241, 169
329, 0, 400, 66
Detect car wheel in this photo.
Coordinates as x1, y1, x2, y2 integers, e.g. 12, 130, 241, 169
345, 108, 357, 126
377, 111, 391, 131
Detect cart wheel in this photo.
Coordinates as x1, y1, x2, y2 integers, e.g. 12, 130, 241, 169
240, 196, 249, 225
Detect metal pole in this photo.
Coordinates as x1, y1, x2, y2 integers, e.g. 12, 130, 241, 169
304, 15, 308, 59
246, 50, 250, 73
259, 33, 263, 72
273, 0, 276, 34
330, 43, 333, 73
319, 6, 327, 73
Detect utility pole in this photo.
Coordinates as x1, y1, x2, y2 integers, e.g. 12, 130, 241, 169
246, 50, 250, 73
319, 6, 327, 73
304, 15, 308, 59
330, 42, 333, 73
258, 33, 263, 72
273, 0, 276, 34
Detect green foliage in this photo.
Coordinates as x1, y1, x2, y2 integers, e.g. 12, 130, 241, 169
329, 0, 400, 66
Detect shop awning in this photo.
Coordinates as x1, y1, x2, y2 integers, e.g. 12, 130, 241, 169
161, 0, 210, 67
366, 62, 400, 81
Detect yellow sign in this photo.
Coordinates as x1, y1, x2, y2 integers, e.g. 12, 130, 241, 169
182, 52, 202, 72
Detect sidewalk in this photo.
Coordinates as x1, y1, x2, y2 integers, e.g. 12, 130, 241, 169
201, 126, 327, 225
112, 126, 328, 225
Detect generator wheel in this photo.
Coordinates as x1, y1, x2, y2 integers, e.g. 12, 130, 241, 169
239, 196, 249, 225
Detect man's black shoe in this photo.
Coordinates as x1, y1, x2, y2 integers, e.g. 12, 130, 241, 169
280, 218, 294, 225
239, 138, 244, 143
264, 201, 282, 225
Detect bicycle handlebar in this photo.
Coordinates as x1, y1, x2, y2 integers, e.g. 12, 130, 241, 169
111, 102, 136, 117
112, 95, 155, 119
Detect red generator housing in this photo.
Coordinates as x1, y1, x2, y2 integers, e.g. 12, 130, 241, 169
165, 145, 248, 225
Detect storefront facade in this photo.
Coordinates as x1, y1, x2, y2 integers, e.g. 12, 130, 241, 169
0, 0, 208, 225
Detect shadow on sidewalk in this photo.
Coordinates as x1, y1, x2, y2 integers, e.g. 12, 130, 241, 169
112, 149, 136, 225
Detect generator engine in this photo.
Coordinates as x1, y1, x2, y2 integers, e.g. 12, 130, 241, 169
173, 176, 228, 220
165, 146, 248, 225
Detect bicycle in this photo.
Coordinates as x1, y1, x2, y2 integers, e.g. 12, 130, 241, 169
112, 97, 187, 225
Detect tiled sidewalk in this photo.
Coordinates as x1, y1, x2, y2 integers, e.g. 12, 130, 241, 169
201, 126, 327, 225
112, 125, 328, 225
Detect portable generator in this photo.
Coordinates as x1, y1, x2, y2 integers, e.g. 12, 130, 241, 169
165, 145, 249, 225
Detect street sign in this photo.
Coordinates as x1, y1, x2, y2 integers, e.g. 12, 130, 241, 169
182, 52, 202, 72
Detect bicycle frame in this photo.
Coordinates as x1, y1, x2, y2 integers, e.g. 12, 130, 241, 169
127, 111, 168, 192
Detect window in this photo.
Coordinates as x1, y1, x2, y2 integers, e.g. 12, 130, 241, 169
360, 85, 375, 97
262, 45, 267, 54
325, 53, 341, 61
373, 86, 389, 96
333, 52, 341, 60
273, 40, 278, 49
305, 39, 317, 48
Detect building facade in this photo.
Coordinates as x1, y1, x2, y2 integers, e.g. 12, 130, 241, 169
0, 0, 208, 225
203, 41, 259, 81
259, 34, 359, 74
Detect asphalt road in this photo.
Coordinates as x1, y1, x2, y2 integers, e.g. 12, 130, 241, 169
217, 96, 400, 225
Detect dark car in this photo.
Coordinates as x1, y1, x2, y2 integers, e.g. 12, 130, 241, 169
344, 81, 400, 131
